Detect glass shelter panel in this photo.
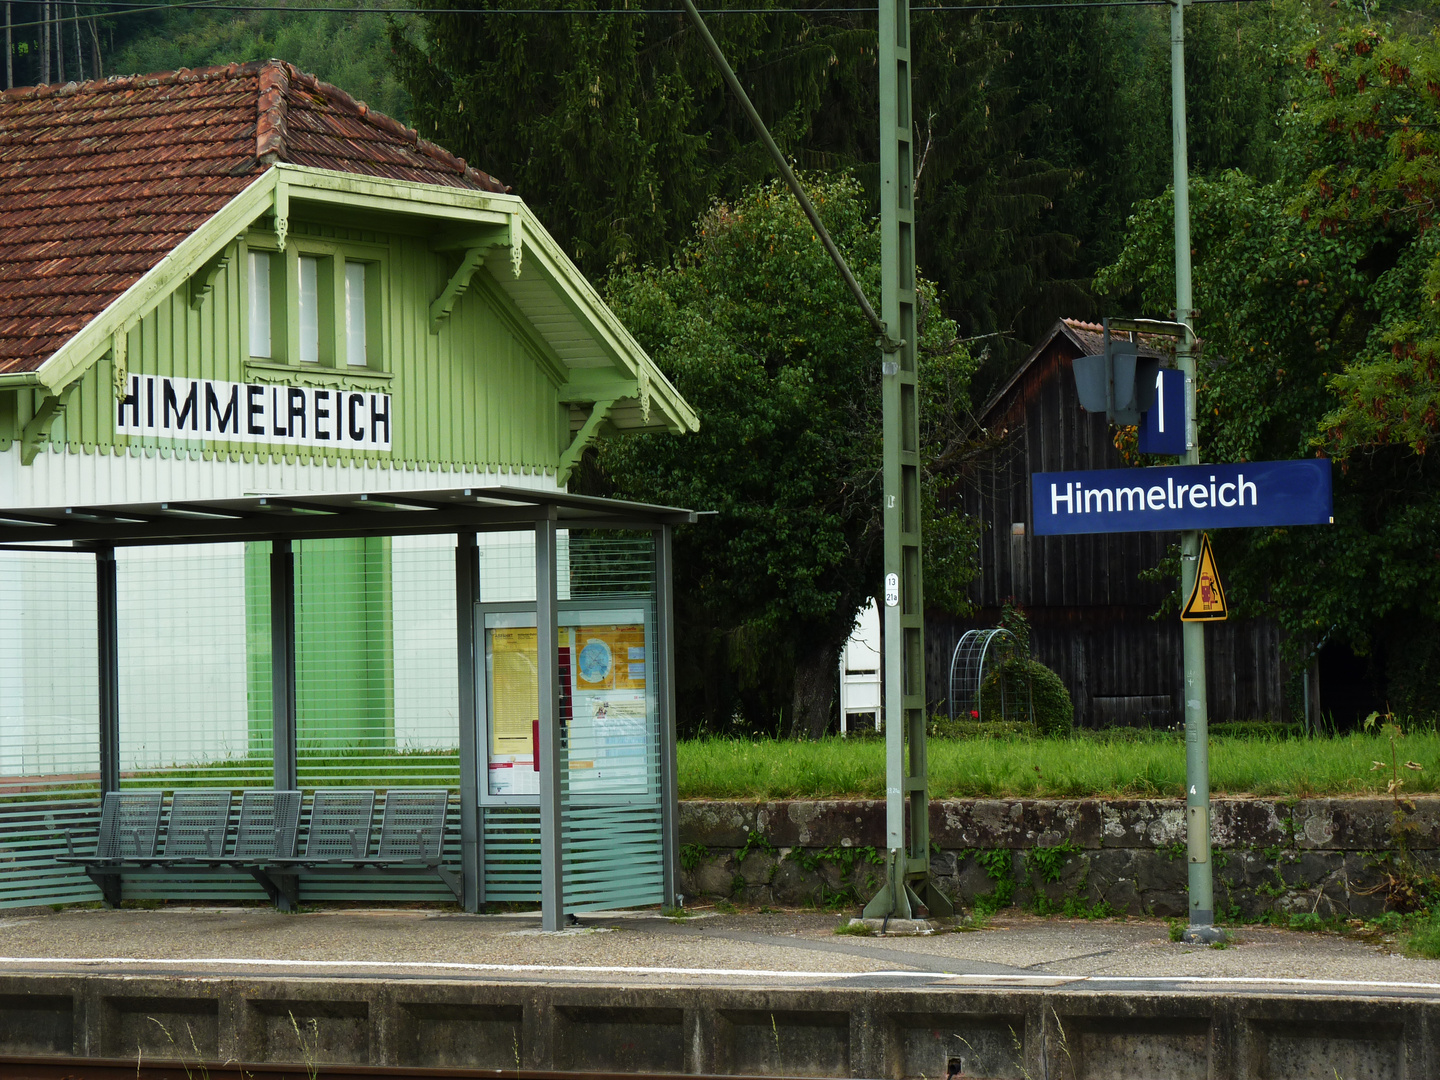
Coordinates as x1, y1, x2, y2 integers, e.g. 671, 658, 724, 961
294, 534, 459, 902
116, 543, 271, 789
111, 543, 272, 901
560, 531, 662, 912
477, 530, 664, 912
0, 551, 101, 907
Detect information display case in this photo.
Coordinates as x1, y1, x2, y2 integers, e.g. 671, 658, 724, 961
482, 607, 656, 801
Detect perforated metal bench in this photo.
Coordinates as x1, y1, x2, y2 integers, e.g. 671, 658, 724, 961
55, 788, 457, 909
55, 790, 164, 905
264, 789, 460, 901
158, 789, 234, 862
58, 789, 235, 905
226, 789, 303, 909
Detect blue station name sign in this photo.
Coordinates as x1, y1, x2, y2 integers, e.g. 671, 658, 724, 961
1032, 459, 1333, 536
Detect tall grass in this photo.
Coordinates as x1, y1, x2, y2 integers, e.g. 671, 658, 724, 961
676, 732, 1440, 800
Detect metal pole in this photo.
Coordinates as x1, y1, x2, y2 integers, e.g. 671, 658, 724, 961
270, 539, 297, 792
861, 0, 948, 922
95, 545, 119, 795
7, 4, 13, 91
677, 0, 934, 919
455, 531, 482, 913
656, 526, 680, 909
535, 513, 563, 932
70, 2, 81, 81
1171, 0, 1220, 944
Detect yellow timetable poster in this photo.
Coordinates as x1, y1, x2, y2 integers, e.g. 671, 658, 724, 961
489, 626, 537, 757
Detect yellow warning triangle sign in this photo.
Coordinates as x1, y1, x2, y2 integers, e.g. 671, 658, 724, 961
1181, 532, 1228, 622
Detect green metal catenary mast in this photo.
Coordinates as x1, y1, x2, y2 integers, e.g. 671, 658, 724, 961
678, 0, 944, 918
863, 0, 948, 921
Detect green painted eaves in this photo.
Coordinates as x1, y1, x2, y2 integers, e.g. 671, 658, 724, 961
2, 164, 698, 438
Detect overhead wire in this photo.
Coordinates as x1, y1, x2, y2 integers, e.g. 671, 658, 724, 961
5, 0, 1280, 34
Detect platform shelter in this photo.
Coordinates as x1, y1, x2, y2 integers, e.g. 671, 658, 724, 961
0, 62, 699, 930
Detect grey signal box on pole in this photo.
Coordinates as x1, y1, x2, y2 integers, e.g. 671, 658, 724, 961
1072, 320, 1161, 425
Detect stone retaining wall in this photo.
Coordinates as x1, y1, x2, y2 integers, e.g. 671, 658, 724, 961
678, 798, 1440, 919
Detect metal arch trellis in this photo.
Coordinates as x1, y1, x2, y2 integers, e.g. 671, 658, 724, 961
948, 628, 1032, 725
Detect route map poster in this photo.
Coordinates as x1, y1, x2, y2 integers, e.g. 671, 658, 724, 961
564, 621, 650, 795
485, 618, 654, 798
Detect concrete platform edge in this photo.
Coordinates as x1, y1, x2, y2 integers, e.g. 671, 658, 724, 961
0, 971, 1434, 1079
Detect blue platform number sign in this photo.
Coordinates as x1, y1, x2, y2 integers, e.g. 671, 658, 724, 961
1137, 368, 1186, 456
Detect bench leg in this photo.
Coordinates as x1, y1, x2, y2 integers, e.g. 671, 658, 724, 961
435, 866, 463, 902
84, 868, 122, 908
246, 867, 299, 911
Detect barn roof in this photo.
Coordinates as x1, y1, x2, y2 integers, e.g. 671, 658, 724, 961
0, 59, 506, 376
978, 319, 1167, 425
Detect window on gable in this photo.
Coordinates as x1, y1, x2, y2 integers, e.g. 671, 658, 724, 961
345, 262, 368, 367
248, 251, 272, 359
245, 236, 384, 373
298, 255, 321, 364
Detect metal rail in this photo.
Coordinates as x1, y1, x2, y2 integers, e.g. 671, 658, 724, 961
0, 1059, 834, 1080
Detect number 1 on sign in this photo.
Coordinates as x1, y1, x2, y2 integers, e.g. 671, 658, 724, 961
1156, 370, 1165, 433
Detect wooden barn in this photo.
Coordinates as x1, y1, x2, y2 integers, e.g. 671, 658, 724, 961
927, 319, 1289, 728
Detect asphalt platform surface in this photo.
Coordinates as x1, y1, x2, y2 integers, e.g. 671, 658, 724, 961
2, 905, 1440, 999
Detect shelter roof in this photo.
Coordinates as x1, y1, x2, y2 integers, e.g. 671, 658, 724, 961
0, 486, 697, 547
0, 60, 505, 377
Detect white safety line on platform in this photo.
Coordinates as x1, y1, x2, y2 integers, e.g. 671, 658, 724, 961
1, 957, 1439, 994
0, 956, 982, 981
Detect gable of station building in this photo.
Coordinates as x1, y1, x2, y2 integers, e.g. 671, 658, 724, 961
0, 213, 568, 479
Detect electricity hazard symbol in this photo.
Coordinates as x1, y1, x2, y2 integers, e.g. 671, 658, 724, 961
1181, 532, 1228, 622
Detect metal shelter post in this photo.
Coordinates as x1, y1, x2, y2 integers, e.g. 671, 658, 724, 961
1170, 0, 1219, 943
656, 525, 680, 908
864, 0, 947, 921
455, 531, 482, 912
270, 539, 298, 793
95, 545, 119, 795
535, 513, 563, 931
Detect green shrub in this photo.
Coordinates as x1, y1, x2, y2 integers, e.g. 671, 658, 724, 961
978, 658, 1072, 737
1029, 660, 1074, 737
928, 716, 1033, 740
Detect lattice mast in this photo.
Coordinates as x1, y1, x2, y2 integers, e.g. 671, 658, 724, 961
864, 0, 950, 920
678, 0, 947, 918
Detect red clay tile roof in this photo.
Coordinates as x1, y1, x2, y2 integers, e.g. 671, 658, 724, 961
0, 59, 507, 377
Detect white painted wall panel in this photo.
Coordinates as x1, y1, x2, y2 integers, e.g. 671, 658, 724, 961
0, 445, 561, 511
0, 551, 99, 779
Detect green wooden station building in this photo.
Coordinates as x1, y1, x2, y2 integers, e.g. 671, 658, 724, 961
0, 61, 699, 929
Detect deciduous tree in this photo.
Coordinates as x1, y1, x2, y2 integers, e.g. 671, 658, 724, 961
590, 177, 982, 737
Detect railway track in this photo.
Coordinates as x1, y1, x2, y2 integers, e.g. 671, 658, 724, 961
0, 1059, 822, 1080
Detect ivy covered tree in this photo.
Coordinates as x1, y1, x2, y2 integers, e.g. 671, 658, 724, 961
587, 177, 982, 738
1097, 16, 1440, 721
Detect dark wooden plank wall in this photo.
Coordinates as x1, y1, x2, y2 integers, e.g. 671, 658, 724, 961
931, 328, 1289, 725
927, 608, 1288, 726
